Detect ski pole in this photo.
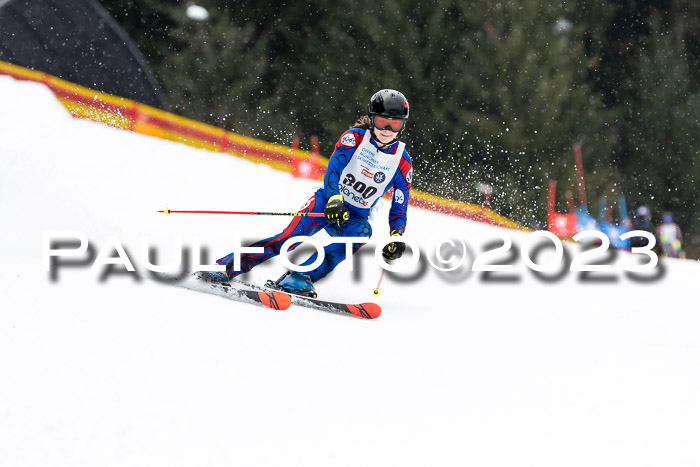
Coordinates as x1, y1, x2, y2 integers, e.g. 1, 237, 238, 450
159, 208, 325, 217
372, 269, 385, 297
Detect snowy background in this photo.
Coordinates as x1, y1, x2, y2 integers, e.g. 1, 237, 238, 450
1, 76, 700, 466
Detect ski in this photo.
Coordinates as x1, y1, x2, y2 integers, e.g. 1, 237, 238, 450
157, 272, 292, 311
152, 272, 379, 318
259, 279, 381, 319
288, 295, 381, 319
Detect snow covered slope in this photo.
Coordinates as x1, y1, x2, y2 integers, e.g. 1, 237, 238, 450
2, 75, 699, 467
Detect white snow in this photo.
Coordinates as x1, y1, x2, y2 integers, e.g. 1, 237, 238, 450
1, 75, 699, 467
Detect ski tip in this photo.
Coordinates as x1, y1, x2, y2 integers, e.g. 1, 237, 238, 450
257, 291, 292, 310
347, 303, 382, 319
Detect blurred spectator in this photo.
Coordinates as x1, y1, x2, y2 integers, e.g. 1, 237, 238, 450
630, 205, 654, 248
655, 212, 683, 258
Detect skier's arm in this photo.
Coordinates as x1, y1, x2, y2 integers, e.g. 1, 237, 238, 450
388, 151, 413, 234
323, 130, 361, 200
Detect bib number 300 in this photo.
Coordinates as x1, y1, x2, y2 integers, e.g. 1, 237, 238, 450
343, 174, 378, 200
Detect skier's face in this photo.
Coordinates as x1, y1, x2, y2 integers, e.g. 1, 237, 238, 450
371, 115, 404, 145
373, 127, 398, 144
373, 115, 405, 132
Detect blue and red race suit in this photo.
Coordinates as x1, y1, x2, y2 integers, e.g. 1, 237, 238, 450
217, 128, 413, 282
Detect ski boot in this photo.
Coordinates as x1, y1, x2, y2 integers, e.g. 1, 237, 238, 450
266, 271, 317, 298
195, 271, 231, 285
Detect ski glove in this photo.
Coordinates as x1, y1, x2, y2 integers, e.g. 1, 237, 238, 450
382, 230, 406, 260
324, 194, 349, 226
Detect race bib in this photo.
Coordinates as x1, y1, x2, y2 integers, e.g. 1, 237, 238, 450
338, 135, 405, 209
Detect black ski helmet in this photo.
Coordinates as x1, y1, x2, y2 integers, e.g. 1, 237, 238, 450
367, 89, 409, 144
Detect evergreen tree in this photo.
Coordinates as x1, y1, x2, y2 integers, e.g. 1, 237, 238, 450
617, 23, 700, 251
158, 4, 266, 133
407, 0, 617, 224
99, 1, 698, 247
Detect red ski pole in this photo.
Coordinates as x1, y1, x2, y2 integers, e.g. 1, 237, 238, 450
159, 208, 325, 217
372, 269, 385, 297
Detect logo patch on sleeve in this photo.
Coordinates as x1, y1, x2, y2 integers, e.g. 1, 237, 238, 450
340, 133, 357, 147
394, 189, 405, 204
406, 169, 413, 184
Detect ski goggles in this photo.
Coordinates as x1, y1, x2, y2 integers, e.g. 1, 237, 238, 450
372, 115, 405, 132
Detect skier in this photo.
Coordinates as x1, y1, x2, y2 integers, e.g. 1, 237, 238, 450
655, 212, 683, 258
214, 89, 413, 297
630, 205, 653, 248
